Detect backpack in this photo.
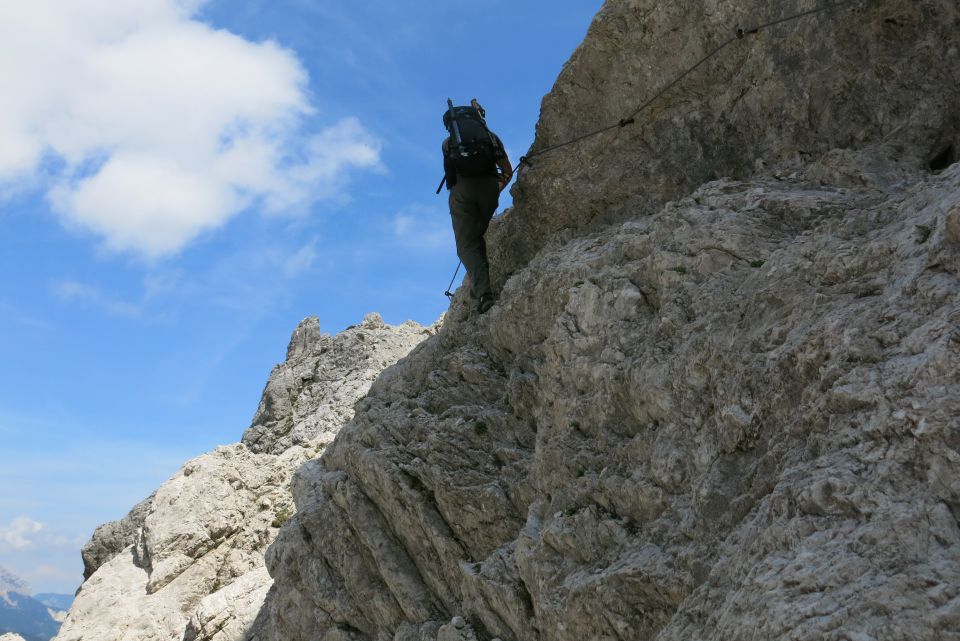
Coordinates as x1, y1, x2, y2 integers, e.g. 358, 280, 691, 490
443, 104, 498, 177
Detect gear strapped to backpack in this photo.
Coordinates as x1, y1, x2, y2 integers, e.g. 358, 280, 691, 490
443, 99, 500, 178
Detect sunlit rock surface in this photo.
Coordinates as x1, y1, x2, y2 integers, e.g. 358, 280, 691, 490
54, 315, 434, 641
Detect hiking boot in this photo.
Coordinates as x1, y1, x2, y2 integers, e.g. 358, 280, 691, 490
478, 293, 495, 314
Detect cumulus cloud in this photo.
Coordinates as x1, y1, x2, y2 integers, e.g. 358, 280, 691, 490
0, 517, 44, 551
0, 0, 381, 258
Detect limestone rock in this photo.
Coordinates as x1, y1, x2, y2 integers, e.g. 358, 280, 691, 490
255, 0, 960, 635
489, 0, 960, 282
81, 492, 155, 579
56, 316, 432, 641
59, 1, 960, 640
261, 157, 960, 641
187, 568, 271, 641
0, 633, 27, 641
47, 610, 66, 625
437, 617, 477, 641
243, 314, 435, 454
56, 443, 312, 641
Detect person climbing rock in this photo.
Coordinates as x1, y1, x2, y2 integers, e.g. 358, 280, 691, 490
442, 99, 513, 314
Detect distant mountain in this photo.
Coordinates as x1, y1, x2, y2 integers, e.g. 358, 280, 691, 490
0, 568, 65, 641
29, 596, 71, 614
0, 591, 61, 641
0, 569, 28, 595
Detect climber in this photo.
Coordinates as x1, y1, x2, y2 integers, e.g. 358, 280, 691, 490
442, 98, 513, 314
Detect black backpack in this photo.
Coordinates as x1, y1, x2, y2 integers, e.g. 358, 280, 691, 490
443, 103, 498, 177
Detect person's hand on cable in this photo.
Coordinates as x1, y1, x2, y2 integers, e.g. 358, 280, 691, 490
496, 157, 513, 193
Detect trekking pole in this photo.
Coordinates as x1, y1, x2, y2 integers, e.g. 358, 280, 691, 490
444, 261, 462, 299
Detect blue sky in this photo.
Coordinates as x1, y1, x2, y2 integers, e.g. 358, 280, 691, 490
0, 0, 602, 594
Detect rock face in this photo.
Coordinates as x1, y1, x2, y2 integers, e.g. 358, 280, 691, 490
81, 492, 155, 579
243, 314, 431, 455
54, 315, 433, 641
55, 1, 960, 640
255, 1, 960, 641
0, 633, 27, 641
261, 161, 960, 641
491, 0, 960, 278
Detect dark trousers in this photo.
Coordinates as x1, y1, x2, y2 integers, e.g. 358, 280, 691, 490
449, 175, 499, 299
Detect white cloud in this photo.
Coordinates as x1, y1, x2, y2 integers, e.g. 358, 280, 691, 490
0, 517, 44, 551
391, 203, 452, 250
52, 235, 322, 318
53, 280, 142, 317
0, 0, 381, 259
282, 240, 318, 278
393, 214, 415, 236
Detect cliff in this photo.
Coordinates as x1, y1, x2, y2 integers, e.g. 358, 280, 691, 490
58, 0, 960, 640
259, 1, 960, 640
54, 315, 434, 641
261, 164, 960, 641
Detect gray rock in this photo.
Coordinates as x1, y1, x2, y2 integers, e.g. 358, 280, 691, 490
437, 617, 476, 641
243, 314, 436, 454
255, 0, 960, 632
261, 157, 960, 641
56, 316, 433, 641
187, 567, 272, 641
81, 492, 155, 579
489, 0, 960, 284
59, 1, 960, 640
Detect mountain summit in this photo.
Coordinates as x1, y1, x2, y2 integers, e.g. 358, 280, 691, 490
0, 568, 28, 596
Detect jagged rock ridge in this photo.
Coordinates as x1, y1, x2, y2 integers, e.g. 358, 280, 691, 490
54, 315, 434, 641
255, 1, 960, 640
